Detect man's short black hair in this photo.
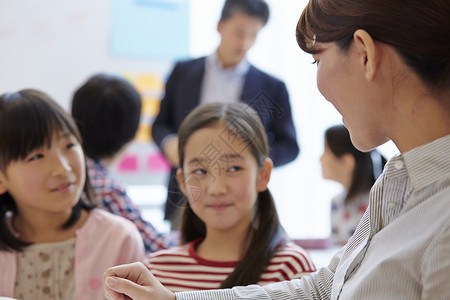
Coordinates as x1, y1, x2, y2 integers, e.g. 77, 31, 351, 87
71, 73, 142, 160
220, 0, 269, 25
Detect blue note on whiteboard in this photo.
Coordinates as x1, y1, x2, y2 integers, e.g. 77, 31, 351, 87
111, 0, 189, 60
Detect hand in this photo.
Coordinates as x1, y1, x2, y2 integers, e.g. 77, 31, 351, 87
164, 136, 179, 168
104, 262, 176, 300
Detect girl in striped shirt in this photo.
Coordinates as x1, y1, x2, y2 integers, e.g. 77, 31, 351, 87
144, 102, 315, 292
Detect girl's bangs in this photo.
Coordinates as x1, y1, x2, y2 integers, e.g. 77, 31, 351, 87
0, 96, 76, 169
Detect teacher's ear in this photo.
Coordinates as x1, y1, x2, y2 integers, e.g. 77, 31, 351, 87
353, 29, 380, 81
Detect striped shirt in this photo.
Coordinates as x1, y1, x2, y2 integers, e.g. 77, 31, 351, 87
146, 239, 316, 292
176, 134, 450, 300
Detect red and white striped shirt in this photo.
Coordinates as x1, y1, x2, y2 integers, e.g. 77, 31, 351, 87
145, 239, 316, 292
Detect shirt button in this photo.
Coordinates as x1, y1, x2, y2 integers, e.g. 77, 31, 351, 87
388, 201, 397, 207
395, 161, 404, 169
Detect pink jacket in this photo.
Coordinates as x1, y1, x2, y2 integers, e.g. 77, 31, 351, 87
0, 209, 145, 299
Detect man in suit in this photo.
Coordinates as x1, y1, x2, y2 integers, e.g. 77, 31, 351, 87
152, 0, 299, 228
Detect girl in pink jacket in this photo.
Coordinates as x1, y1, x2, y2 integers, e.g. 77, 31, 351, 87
0, 89, 145, 299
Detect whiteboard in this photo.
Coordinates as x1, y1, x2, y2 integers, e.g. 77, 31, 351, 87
0, 0, 182, 110
0, 0, 196, 186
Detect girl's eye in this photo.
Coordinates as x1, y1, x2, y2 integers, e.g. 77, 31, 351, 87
64, 135, 79, 149
193, 169, 207, 175
312, 60, 318, 65
228, 166, 242, 173
28, 153, 44, 161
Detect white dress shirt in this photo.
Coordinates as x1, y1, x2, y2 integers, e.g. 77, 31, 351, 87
199, 51, 250, 105
176, 134, 450, 299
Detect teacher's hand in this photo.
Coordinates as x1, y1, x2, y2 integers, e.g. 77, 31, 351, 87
104, 262, 176, 300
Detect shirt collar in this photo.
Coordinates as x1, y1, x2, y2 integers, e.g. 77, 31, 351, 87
205, 51, 250, 76
402, 134, 450, 191
87, 157, 108, 172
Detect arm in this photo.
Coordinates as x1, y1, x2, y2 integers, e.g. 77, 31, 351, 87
104, 262, 176, 300
152, 63, 185, 168
161, 135, 179, 168
152, 63, 182, 149
176, 258, 337, 300
104, 251, 343, 300
152, 58, 206, 167
243, 69, 299, 167
266, 81, 299, 167
422, 221, 450, 299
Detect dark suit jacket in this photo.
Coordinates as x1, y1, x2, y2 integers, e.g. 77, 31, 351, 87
152, 57, 299, 166
152, 57, 299, 222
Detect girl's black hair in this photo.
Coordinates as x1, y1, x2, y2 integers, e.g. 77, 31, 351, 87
177, 102, 286, 288
0, 89, 95, 252
325, 125, 387, 203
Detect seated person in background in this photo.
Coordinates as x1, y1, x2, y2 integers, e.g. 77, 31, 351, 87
0, 89, 144, 299
320, 124, 386, 245
71, 74, 178, 253
145, 102, 315, 292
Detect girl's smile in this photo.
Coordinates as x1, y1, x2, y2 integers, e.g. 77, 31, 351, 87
0, 130, 85, 216
206, 202, 234, 211
178, 124, 270, 233
50, 181, 75, 193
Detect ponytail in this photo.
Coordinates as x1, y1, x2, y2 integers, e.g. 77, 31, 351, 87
220, 189, 285, 288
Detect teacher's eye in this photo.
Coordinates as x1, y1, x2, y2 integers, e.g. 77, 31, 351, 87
311, 60, 318, 65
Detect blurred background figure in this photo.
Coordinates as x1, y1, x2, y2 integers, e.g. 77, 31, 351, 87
320, 125, 386, 245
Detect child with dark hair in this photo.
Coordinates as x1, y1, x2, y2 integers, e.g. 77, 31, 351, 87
71, 73, 178, 253
0, 89, 144, 299
144, 102, 314, 291
320, 124, 386, 245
